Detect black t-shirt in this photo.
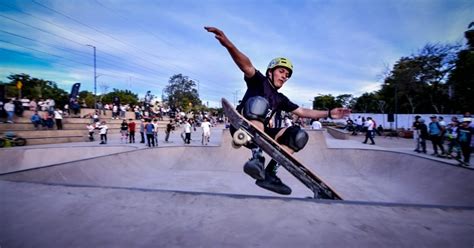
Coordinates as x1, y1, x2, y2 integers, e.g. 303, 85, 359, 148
237, 70, 299, 114
120, 123, 128, 131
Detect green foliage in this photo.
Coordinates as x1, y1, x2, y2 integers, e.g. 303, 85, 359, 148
100, 89, 139, 106
335, 94, 354, 108
2, 73, 69, 108
313, 94, 337, 110
352, 92, 379, 113
376, 43, 461, 114
446, 47, 474, 113
163, 74, 201, 112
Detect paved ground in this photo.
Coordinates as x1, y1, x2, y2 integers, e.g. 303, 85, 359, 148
1, 127, 473, 247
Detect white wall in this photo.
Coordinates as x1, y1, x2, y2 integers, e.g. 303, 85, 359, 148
349, 113, 463, 130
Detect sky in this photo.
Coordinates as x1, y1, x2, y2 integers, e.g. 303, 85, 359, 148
1, 0, 473, 108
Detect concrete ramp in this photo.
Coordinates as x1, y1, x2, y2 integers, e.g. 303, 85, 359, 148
0, 146, 137, 174
297, 132, 474, 206
1, 129, 474, 247
2, 130, 473, 207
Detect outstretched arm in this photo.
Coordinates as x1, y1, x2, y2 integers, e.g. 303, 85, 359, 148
204, 26, 255, 78
292, 107, 351, 120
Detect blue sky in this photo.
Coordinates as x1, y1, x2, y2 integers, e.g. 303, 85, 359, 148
1, 0, 473, 107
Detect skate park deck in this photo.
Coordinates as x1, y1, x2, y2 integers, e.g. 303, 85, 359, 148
1, 129, 473, 247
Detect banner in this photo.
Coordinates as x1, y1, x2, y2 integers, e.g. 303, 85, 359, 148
69, 83, 81, 102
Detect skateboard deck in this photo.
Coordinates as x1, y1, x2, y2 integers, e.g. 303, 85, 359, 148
222, 98, 343, 200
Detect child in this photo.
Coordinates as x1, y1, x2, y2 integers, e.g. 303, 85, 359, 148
201, 117, 212, 145
120, 120, 129, 143
97, 121, 108, 144
87, 123, 95, 141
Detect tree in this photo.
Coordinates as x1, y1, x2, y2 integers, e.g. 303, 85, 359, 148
335, 94, 354, 108
163, 74, 201, 112
313, 94, 338, 110
352, 92, 379, 113
446, 27, 474, 113
2, 73, 69, 107
101, 89, 139, 106
79, 91, 96, 108
379, 43, 460, 113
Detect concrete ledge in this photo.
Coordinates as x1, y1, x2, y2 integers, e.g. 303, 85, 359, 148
326, 127, 351, 140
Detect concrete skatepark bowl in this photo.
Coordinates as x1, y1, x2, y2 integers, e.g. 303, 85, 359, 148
1, 130, 473, 247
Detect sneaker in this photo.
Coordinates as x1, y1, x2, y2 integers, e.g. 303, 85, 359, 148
243, 148, 265, 180
243, 157, 265, 180
255, 171, 292, 195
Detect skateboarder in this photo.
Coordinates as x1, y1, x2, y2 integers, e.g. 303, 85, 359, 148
205, 26, 350, 195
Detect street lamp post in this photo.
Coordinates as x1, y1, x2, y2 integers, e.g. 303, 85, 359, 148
385, 82, 398, 131
86, 44, 97, 110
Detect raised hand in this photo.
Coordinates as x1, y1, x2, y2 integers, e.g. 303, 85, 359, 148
204, 26, 231, 47
330, 108, 352, 119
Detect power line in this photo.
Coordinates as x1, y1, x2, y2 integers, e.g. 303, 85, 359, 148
0, 30, 90, 58
0, 13, 86, 47
0, 48, 166, 89
30, 0, 218, 87
93, 0, 180, 51
2, 2, 228, 99
0, 3, 175, 76
0, 39, 92, 67
31, 0, 169, 61
0, 23, 170, 77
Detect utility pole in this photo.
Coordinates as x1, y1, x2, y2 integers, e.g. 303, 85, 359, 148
86, 44, 97, 110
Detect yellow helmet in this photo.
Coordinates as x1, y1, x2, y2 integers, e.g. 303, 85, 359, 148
267, 57, 293, 77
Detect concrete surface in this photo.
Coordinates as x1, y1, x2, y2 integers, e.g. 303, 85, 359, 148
1, 128, 473, 247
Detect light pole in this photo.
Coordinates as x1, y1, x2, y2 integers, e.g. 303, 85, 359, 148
86, 44, 97, 110
385, 82, 398, 131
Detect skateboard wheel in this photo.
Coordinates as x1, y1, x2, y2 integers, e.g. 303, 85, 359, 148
233, 129, 249, 146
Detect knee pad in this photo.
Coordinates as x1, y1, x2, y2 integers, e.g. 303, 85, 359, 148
277, 126, 309, 152
243, 96, 270, 123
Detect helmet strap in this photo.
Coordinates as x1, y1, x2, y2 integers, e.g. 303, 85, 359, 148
267, 69, 277, 89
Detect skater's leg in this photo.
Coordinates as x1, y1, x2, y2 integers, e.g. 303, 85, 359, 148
255, 126, 309, 195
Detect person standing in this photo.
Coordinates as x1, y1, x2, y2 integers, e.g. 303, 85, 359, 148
139, 119, 145, 143
120, 120, 129, 143
417, 118, 428, 154
4, 99, 15, 123
98, 121, 108, 144
428, 115, 446, 156
87, 123, 95, 141
311, 118, 322, 130
153, 118, 159, 146
201, 117, 212, 145
183, 119, 192, 144
165, 120, 174, 142
128, 119, 136, 143
54, 108, 63, 130
362, 117, 376, 145
412, 115, 421, 152
145, 119, 155, 147
457, 117, 473, 166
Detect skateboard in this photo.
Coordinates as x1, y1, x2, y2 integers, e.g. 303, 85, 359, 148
222, 98, 342, 200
